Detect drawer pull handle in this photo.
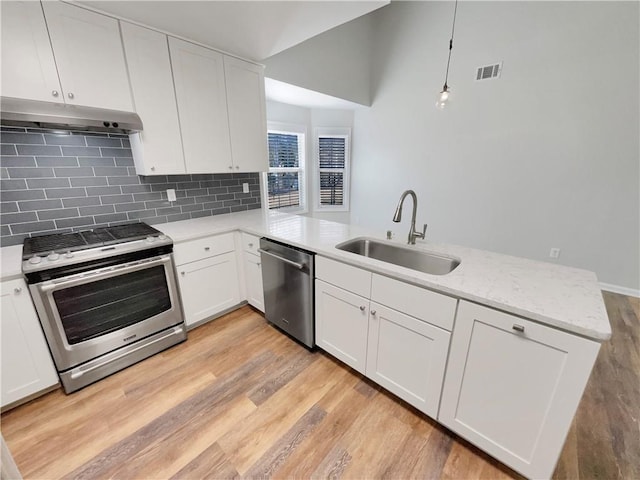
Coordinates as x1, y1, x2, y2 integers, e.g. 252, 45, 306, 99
359, 305, 366, 312
14, 287, 22, 294
512, 324, 525, 332
248, 243, 253, 247
204, 247, 210, 251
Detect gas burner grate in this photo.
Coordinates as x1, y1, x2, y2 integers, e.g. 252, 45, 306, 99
105, 223, 161, 240
23, 232, 88, 258
22, 222, 165, 259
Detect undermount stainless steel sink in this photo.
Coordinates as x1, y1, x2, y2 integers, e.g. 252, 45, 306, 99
335, 237, 460, 275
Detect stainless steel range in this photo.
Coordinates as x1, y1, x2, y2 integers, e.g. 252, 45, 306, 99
22, 222, 186, 393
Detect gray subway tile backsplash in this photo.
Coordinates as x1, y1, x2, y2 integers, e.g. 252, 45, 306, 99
0, 125, 262, 246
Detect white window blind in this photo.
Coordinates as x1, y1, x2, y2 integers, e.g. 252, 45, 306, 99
316, 129, 350, 211
266, 130, 305, 210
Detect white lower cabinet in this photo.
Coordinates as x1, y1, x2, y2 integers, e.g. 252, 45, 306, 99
314, 256, 455, 418
315, 279, 370, 374
242, 233, 264, 312
1, 278, 58, 408
439, 301, 601, 479
173, 233, 241, 328
366, 303, 450, 418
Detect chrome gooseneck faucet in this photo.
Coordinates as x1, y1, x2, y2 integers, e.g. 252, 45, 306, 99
393, 190, 427, 245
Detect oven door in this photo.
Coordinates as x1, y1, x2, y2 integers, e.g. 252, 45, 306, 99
29, 254, 184, 371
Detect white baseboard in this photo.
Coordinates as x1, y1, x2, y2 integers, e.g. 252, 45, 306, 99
599, 282, 640, 298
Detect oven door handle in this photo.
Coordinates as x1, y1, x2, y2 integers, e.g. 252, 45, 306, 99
37, 254, 173, 293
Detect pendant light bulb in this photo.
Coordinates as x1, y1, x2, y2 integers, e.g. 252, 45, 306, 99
436, 85, 451, 110
436, 0, 458, 111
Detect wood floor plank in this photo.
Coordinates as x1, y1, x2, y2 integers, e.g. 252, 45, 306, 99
217, 353, 351, 475
2, 297, 637, 480
63, 350, 276, 480
242, 404, 327, 479
169, 442, 239, 480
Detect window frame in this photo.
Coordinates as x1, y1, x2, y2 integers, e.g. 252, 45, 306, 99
262, 122, 307, 213
314, 127, 351, 212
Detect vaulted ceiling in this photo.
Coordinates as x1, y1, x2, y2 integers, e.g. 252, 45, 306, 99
77, 0, 388, 61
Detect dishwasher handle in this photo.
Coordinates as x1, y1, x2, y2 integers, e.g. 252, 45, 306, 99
258, 248, 305, 270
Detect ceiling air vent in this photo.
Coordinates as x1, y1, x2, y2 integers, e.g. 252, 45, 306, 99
475, 62, 502, 81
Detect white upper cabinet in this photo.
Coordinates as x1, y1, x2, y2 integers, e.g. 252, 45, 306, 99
120, 22, 186, 175
225, 56, 268, 172
41, 2, 133, 111
0, 1, 63, 103
169, 37, 233, 173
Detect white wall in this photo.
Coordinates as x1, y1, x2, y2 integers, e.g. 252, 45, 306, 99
263, 14, 374, 106
266, 101, 354, 224
351, 1, 639, 291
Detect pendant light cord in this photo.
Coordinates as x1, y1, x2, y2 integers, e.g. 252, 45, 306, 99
443, 0, 459, 88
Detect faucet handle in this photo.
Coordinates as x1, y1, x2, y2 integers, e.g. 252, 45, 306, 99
416, 223, 427, 240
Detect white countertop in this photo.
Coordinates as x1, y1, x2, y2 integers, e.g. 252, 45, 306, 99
156, 209, 611, 341
1, 209, 611, 341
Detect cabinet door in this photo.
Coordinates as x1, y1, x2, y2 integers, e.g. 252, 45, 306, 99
121, 22, 185, 175
439, 301, 601, 479
315, 279, 369, 374
224, 56, 268, 172
41, 2, 133, 111
176, 252, 241, 327
366, 303, 450, 418
1, 279, 58, 408
169, 37, 232, 173
244, 253, 264, 312
0, 1, 63, 103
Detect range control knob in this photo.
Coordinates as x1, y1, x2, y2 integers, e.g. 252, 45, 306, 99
158, 234, 167, 241
28, 255, 42, 265
64, 250, 74, 259
47, 252, 60, 261
146, 236, 156, 243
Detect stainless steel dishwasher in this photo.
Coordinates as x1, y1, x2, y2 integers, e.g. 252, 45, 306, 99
258, 238, 315, 348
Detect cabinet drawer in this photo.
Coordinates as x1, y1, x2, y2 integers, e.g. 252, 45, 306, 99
173, 232, 234, 265
316, 256, 372, 298
371, 274, 457, 331
242, 232, 260, 255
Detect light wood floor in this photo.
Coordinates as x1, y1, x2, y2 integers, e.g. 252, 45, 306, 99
1, 292, 637, 479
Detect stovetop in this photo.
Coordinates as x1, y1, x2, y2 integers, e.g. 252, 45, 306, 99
23, 222, 164, 259
22, 222, 174, 275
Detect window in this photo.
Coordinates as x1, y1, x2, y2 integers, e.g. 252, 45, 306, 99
265, 124, 306, 211
316, 128, 350, 211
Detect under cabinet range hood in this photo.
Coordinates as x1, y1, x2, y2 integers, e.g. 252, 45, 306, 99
0, 97, 143, 133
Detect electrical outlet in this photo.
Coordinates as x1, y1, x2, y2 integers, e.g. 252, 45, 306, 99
167, 189, 176, 202
242, 182, 249, 193
549, 248, 561, 259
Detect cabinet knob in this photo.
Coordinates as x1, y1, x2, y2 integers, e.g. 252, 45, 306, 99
151, 166, 156, 171
52, 90, 59, 97
180, 271, 185, 276
359, 305, 366, 312
248, 243, 253, 247
228, 166, 233, 170
235, 165, 240, 170
14, 287, 22, 294
371, 310, 377, 316
68, 92, 74, 99
257, 262, 261, 266
204, 247, 210, 251
512, 324, 525, 333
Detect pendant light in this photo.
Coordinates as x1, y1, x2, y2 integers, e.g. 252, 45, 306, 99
436, 0, 459, 110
